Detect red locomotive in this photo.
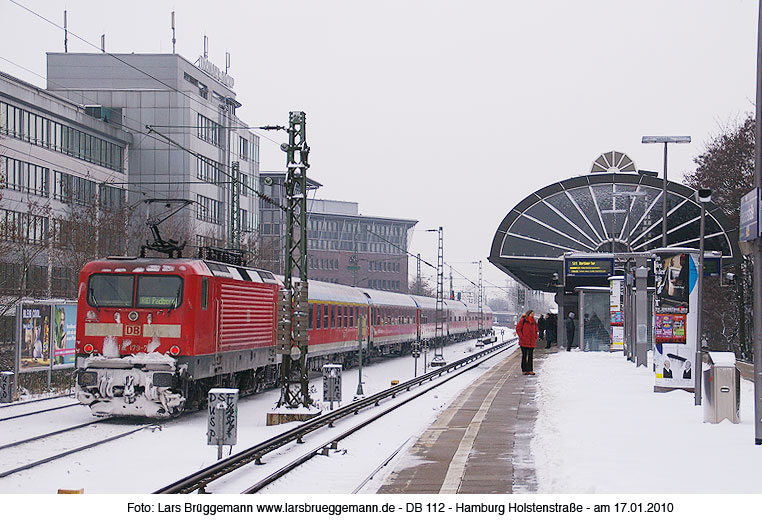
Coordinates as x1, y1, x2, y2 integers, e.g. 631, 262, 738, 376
74, 256, 493, 418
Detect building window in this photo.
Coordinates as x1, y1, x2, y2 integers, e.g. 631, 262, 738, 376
197, 113, 222, 147
197, 155, 222, 185
52, 170, 95, 205
0, 101, 124, 172
0, 209, 49, 244
196, 194, 221, 224
238, 136, 249, 160
2, 156, 50, 197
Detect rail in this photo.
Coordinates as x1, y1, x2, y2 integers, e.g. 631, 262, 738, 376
154, 338, 518, 494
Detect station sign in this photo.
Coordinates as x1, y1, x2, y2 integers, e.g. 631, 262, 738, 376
702, 257, 721, 277
740, 188, 760, 242
565, 257, 614, 277
207, 389, 238, 448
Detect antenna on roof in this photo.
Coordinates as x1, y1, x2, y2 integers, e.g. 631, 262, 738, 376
171, 11, 176, 54
64, 10, 68, 52
203, 35, 208, 58
101, 34, 105, 53
225, 51, 230, 73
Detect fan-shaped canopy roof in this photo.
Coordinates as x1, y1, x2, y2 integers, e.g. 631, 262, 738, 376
488, 173, 739, 290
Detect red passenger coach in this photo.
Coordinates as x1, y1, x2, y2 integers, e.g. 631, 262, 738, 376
75, 257, 279, 417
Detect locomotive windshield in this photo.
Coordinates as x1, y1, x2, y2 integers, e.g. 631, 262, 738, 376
136, 275, 183, 309
86, 274, 183, 309
87, 274, 133, 308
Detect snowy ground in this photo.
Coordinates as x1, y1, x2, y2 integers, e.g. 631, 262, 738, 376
0, 332, 516, 494
4, 330, 762, 498
532, 349, 762, 494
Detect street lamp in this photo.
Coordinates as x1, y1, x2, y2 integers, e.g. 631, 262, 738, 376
694, 188, 712, 406
641, 135, 691, 247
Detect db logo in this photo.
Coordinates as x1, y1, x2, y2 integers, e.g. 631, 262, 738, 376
125, 325, 141, 336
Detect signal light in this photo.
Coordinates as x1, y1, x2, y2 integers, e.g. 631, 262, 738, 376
83, 344, 94, 354
169, 345, 181, 356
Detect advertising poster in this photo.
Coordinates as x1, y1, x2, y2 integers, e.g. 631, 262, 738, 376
609, 277, 624, 351
52, 304, 77, 366
653, 251, 698, 391
19, 303, 51, 370
654, 313, 687, 344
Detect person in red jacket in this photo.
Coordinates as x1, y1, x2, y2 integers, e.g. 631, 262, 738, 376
516, 310, 539, 375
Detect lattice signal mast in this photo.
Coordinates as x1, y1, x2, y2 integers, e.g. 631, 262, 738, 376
431, 226, 446, 366
277, 111, 311, 409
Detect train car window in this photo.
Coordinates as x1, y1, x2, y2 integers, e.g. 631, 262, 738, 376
316, 304, 322, 329
245, 269, 263, 283
87, 273, 134, 307
343, 305, 348, 328
201, 278, 209, 310
337, 305, 342, 329
349, 306, 355, 328
205, 262, 233, 278
323, 304, 329, 329
308, 304, 313, 330
331, 305, 336, 328
136, 275, 183, 308
255, 269, 278, 284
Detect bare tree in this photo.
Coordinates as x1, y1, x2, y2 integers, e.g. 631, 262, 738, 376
684, 114, 754, 359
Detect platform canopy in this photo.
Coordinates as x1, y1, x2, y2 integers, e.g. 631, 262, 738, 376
488, 172, 739, 291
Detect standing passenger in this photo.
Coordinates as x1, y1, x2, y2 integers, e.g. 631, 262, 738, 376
565, 312, 576, 352
537, 314, 546, 341
516, 310, 538, 375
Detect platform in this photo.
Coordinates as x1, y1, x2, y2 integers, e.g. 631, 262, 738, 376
378, 344, 554, 494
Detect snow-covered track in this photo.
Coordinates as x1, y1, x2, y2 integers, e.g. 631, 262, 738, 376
0, 393, 74, 409
154, 339, 517, 494
0, 402, 79, 422
0, 422, 160, 479
0, 418, 109, 451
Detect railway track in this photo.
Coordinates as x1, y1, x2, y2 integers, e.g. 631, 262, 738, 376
154, 338, 518, 494
0, 393, 74, 409
0, 402, 80, 422
0, 420, 161, 479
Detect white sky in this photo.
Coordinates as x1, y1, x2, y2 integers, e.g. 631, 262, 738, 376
0, 0, 758, 295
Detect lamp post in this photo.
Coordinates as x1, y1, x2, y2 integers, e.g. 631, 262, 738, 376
695, 188, 712, 405
641, 135, 691, 248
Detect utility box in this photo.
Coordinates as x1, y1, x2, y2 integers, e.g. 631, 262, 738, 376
1, 372, 14, 403
322, 364, 342, 408
702, 352, 740, 424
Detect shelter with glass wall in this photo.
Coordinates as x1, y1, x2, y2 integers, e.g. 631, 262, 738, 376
488, 155, 739, 351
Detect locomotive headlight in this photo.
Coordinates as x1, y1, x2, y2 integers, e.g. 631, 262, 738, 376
128, 311, 139, 322
78, 371, 98, 387
83, 343, 94, 354
152, 372, 174, 388
169, 345, 181, 356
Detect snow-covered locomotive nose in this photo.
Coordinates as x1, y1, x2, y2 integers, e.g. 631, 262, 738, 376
75, 352, 185, 418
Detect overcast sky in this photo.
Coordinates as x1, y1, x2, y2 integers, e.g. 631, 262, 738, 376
1, 0, 758, 297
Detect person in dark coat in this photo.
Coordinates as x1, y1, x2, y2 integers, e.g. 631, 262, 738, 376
545, 313, 556, 348
565, 312, 576, 351
537, 314, 546, 341
516, 310, 539, 375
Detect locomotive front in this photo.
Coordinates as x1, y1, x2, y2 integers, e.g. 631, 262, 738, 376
74, 258, 198, 418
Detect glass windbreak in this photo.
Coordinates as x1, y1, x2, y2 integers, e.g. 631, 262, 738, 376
136, 275, 183, 309
580, 291, 611, 352
87, 274, 134, 307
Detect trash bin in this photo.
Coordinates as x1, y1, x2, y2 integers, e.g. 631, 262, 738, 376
702, 352, 740, 424
0, 371, 14, 403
